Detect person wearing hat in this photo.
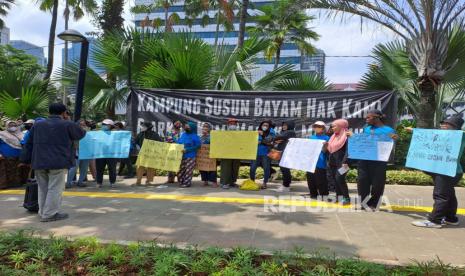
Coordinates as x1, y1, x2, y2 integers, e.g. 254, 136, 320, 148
135, 121, 162, 185
304, 121, 330, 198
220, 118, 241, 189
95, 119, 118, 188
356, 109, 398, 211
273, 121, 297, 192
21, 103, 86, 222
412, 115, 465, 228
23, 119, 35, 134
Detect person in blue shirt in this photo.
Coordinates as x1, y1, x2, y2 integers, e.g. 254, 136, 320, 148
306, 121, 330, 199
199, 123, 218, 187
177, 121, 201, 188
250, 120, 274, 189
0, 120, 28, 188
357, 109, 398, 211
412, 115, 465, 228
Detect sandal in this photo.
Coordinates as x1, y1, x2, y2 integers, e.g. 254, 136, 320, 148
261, 184, 267, 189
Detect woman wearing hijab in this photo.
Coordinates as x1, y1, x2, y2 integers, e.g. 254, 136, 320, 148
177, 121, 201, 188
357, 109, 397, 211
250, 120, 274, 189
327, 119, 350, 205
166, 120, 182, 183
0, 121, 29, 188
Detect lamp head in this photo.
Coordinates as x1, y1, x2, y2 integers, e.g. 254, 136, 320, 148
58, 29, 87, 42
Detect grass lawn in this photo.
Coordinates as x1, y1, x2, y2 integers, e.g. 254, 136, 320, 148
1, 230, 464, 275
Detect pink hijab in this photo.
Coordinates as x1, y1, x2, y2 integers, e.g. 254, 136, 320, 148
327, 119, 349, 153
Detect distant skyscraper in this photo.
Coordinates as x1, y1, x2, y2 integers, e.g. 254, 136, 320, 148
9, 40, 47, 67
132, 0, 325, 81
0, 26, 10, 45
62, 37, 105, 75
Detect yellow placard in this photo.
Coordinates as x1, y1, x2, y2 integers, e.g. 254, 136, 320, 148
136, 140, 184, 172
196, 145, 217, 171
209, 131, 258, 160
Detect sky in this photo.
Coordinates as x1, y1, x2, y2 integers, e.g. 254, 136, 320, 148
4, 0, 398, 83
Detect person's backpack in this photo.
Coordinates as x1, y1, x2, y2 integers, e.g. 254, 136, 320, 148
23, 180, 39, 213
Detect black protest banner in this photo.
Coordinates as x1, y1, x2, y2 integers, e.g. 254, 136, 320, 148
127, 88, 397, 137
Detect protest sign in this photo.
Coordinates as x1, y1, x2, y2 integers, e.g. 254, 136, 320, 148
209, 131, 258, 160
406, 129, 464, 177
348, 133, 394, 162
195, 145, 217, 171
79, 131, 131, 159
136, 140, 184, 172
279, 138, 325, 173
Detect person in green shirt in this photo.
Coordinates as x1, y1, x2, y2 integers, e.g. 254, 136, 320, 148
412, 115, 464, 228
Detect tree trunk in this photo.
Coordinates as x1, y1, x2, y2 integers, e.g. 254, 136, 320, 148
165, 6, 169, 31
274, 47, 281, 70
416, 78, 436, 128
237, 0, 249, 48
44, 0, 59, 82
214, 11, 220, 46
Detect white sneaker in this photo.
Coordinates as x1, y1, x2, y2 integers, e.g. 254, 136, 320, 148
276, 186, 290, 193
411, 220, 442, 229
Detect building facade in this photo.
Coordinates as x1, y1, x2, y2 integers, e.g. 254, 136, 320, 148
133, 0, 325, 81
9, 40, 47, 67
0, 26, 10, 45
62, 37, 105, 75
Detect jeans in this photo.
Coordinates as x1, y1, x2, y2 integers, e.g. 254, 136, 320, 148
36, 169, 66, 219
357, 160, 387, 208
280, 167, 292, 187
250, 155, 271, 184
428, 173, 462, 224
306, 168, 329, 197
96, 158, 118, 185
67, 159, 90, 186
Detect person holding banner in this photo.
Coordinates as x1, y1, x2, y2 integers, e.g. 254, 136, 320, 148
95, 119, 118, 188
220, 118, 241, 189
199, 123, 218, 187
135, 122, 162, 185
250, 120, 274, 189
356, 110, 397, 211
327, 119, 351, 205
177, 122, 201, 188
273, 121, 296, 192
412, 115, 464, 228
306, 121, 330, 199
166, 120, 182, 183
66, 120, 91, 188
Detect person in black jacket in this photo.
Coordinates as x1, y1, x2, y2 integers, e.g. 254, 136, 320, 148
273, 121, 296, 192
21, 103, 86, 222
135, 121, 163, 185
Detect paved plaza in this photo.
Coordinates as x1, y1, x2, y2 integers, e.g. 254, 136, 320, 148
1, 177, 465, 266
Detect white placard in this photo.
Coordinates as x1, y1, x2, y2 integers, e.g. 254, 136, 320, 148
279, 138, 325, 173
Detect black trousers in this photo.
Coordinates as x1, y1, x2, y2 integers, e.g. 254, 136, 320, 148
280, 167, 292, 187
306, 168, 329, 197
96, 158, 117, 184
118, 157, 135, 176
357, 160, 387, 208
220, 159, 240, 185
428, 173, 462, 224
327, 167, 349, 199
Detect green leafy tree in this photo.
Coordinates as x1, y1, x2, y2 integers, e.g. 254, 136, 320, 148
94, 0, 125, 35
0, 0, 13, 28
0, 45, 44, 74
247, 0, 319, 69
360, 27, 465, 127
310, 0, 465, 128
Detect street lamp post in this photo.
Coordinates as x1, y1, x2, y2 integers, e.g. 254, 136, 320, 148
58, 29, 89, 122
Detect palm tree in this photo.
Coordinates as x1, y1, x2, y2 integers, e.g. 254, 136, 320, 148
360, 28, 465, 127
237, 0, 249, 48
310, 0, 465, 128
247, 0, 319, 69
0, 0, 13, 28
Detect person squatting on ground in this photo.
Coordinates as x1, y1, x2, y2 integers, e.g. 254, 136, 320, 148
0, 120, 29, 189
177, 122, 201, 188
306, 121, 330, 199
135, 121, 163, 185
412, 115, 465, 228
250, 120, 275, 189
327, 119, 351, 205
199, 123, 218, 187
356, 110, 397, 211
21, 103, 86, 222
166, 120, 182, 183
273, 121, 296, 192
95, 119, 118, 188
220, 118, 241, 189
